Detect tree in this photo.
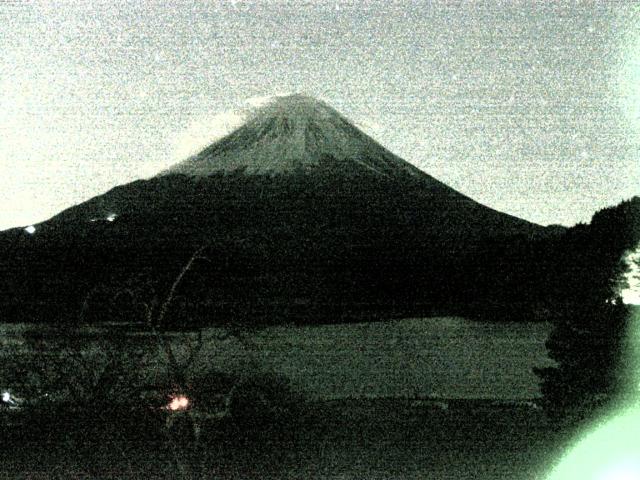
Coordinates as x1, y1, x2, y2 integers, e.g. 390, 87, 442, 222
534, 197, 640, 423
110, 247, 303, 475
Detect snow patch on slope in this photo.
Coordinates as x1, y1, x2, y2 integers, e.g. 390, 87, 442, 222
165, 94, 425, 179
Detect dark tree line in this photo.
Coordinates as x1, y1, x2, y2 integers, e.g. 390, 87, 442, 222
533, 196, 640, 421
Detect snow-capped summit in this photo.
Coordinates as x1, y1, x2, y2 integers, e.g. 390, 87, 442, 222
165, 94, 423, 178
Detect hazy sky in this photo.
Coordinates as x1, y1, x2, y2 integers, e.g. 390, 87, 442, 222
1, 0, 639, 230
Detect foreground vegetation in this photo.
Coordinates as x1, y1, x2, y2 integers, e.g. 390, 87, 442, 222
2, 398, 570, 480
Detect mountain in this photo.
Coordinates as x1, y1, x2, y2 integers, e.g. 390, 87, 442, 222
0, 94, 553, 326
166, 94, 428, 178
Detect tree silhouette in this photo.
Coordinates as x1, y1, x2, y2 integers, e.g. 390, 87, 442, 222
534, 197, 640, 422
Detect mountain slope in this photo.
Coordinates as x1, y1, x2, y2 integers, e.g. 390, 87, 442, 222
0, 94, 551, 326
166, 94, 426, 178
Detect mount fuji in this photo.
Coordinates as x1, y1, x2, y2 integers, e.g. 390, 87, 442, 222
167, 94, 429, 178
0, 94, 550, 326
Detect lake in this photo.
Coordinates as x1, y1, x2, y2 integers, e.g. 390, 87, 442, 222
0, 317, 554, 401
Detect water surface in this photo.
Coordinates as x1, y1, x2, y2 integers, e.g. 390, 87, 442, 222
0, 317, 554, 400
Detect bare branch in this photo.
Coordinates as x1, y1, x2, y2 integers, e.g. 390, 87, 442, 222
143, 246, 209, 391
155, 246, 208, 330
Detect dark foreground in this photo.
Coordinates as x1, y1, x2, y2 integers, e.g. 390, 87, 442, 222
1, 398, 572, 480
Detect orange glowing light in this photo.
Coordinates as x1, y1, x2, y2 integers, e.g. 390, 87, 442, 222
168, 395, 189, 411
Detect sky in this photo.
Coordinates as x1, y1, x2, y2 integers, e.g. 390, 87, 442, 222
1, 0, 639, 230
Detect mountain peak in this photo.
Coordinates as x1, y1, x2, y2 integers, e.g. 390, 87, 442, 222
163, 94, 423, 178
255, 93, 329, 113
